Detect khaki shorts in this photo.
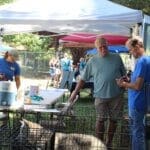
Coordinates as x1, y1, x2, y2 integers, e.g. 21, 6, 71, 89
95, 94, 124, 122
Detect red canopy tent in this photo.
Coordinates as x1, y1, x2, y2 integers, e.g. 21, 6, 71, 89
59, 33, 129, 64
59, 33, 129, 46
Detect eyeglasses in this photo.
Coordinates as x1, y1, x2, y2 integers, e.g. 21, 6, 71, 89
129, 45, 139, 51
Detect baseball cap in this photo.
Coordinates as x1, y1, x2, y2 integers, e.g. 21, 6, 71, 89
8, 50, 19, 60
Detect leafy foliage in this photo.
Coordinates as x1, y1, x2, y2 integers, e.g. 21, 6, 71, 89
0, 0, 14, 5
111, 0, 150, 15
3, 33, 53, 52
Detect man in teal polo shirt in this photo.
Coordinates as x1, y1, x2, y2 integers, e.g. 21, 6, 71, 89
69, 37, 126, 149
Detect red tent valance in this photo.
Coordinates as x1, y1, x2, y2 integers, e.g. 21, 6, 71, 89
60, 33, 129, 46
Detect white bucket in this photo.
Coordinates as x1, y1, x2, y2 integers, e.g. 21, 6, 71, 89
0, 81, 17, 106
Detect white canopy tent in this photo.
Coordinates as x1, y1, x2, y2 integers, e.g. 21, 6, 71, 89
0, 0, 143, 35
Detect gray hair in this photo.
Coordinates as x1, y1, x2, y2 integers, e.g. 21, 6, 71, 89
94, 37, 108, 48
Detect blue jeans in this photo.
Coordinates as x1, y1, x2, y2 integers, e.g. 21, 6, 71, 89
129, 109, 146, 150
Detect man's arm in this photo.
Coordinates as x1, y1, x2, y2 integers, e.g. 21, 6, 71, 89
15, 75, 21, 89
117, 77, 144, 90
69, 79, 85, 102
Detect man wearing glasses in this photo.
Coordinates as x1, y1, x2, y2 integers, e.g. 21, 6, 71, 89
116, 38, 150, 150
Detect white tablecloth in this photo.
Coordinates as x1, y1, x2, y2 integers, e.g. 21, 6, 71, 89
24, 88, 67, 110
0, 88, 68, 111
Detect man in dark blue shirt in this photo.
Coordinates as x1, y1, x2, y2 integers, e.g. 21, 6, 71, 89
0, 50, 21, 89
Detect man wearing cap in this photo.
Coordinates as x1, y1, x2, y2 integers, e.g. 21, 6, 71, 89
0, 50, 21, 89
69, 37, 126, 149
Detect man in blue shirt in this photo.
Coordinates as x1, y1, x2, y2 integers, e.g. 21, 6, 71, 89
0, 50, 21, 89
78, 57, 86, 75
117, 38, 150, 150
59, 53, 73, 89
0, 50, 21, 126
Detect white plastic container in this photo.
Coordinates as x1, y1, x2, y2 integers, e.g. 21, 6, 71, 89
0, 81, 17, 106
29, 85, 39, 96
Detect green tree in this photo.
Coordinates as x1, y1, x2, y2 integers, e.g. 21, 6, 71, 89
3, 33, 53, 52
0, 0, 14, 5
111, 0, 150, 15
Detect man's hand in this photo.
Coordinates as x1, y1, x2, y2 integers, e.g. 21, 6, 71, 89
120, 76, 130, 82
0, 73, 7, 81
116, 78, 126, 88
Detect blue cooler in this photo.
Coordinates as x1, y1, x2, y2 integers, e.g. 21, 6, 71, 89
0, 81, 17, 106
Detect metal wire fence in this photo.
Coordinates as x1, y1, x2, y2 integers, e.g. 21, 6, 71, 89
0, 104, 131, 150
18, 51, 56, 79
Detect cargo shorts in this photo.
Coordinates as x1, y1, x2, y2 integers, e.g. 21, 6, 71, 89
94, 94, 124, 122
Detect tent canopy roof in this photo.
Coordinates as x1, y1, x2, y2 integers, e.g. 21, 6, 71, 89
0, 0, 143, 35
